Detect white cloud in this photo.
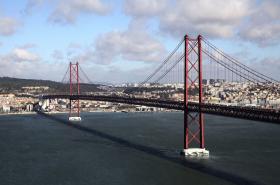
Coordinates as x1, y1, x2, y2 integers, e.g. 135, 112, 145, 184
124, 0, 252, 39
0, 48, 65, 80
52, 49, 64, 60
124, 0, 167, 17
251, 57, 280, 80
241, 24, 280, 46
124, 0, 280, 46
48, 0, 111, 24
68, 20, 166, 65
161, 0, 252, 38
13, 48, 39, 62
239, 0, 280, 46
0, 59, 67, 81
92, 21, 165, 64
1, 48, 39, 63
24, 0, 45, 15
0, 17, 21, 36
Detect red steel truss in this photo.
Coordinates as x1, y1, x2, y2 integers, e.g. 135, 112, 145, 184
184, 35, 205, 149
69, 62, 80, 119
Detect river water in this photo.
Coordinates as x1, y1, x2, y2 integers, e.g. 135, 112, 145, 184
0, 112, 279, 185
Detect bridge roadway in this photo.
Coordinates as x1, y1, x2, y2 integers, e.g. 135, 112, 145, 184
41, 95, 280, 124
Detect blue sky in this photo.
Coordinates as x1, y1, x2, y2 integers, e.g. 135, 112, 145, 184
0, 0, 280, 83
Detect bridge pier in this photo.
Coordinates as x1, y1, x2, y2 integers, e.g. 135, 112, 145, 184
69, 62, 82, 121
182, 35, 209, 157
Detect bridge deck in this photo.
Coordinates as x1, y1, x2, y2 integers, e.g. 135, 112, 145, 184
41, 95, 280, 124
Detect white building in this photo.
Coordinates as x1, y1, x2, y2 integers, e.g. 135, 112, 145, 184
26, 104, 34, 112
2, 105, 11, 113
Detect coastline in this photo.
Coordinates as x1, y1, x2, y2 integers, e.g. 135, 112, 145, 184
0, 109, 180, 116
0, 112, 37, 116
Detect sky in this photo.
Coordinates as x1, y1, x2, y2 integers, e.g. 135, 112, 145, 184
0, 0, 280, 84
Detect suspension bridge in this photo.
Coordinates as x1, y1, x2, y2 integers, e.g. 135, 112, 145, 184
39, 35, 280, 157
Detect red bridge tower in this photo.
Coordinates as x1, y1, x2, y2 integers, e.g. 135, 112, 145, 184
182, 35, 209, 157
69, 62, 81, 121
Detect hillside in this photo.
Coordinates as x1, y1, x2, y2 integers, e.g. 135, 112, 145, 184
0, 77, 101, 94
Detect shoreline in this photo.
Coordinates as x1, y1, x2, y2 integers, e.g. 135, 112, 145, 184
0, 112, 37, 116
0, 110, 180, 116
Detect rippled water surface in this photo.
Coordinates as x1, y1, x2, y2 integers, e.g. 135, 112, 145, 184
0, 112, 279, 185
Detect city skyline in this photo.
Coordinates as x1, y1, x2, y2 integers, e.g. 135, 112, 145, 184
0, 0, 280, 83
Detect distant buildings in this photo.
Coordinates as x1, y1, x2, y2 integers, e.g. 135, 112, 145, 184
22, 86, 49, 91
0, 80, 279, 114
0, 93, 36, 113
114, 80, 280, 109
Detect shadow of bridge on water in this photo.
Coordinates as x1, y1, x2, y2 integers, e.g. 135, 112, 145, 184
37, 111, 263, 185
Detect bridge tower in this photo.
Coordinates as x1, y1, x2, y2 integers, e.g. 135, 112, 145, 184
182, 35, 209, 157
69, 62, 81, 121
